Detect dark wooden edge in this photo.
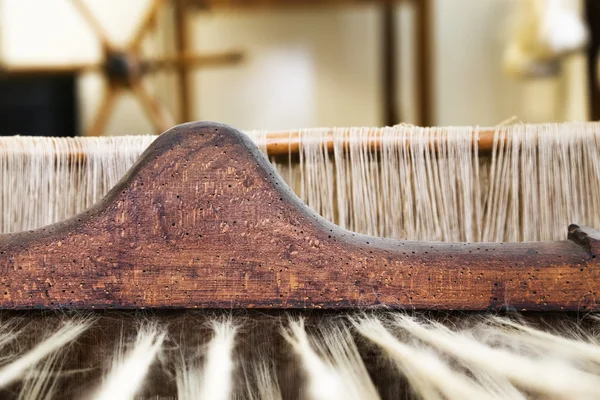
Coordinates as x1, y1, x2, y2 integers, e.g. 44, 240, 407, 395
0, 122, 598, 311
569, 224, 600, 257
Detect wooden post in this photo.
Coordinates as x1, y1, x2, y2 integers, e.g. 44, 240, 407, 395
381, 3, 399, 126
174, 0, 194, 123
415, 0, 433, 126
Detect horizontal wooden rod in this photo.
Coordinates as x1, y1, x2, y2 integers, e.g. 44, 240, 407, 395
259, 127, 498, 156
2, 127, 501, 163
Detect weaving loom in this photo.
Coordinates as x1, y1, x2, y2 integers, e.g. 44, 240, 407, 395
1, 121, 600, 399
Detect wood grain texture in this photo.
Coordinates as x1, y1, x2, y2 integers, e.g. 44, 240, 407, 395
0, 122, 598, 311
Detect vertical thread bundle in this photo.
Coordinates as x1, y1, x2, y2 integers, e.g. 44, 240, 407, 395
2, 122, 600, 242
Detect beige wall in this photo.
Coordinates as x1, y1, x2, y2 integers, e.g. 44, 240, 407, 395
0, 0, 589, 136
187, 7, 382, 131
433, 0, 588, 125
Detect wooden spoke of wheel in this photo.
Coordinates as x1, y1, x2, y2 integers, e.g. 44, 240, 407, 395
142, 51, 243, 73
71, 0, 116, 52
128, 0, 164, 50
0, 62, 102, 76
85, 84, 121, 137
133, 81, 175, 134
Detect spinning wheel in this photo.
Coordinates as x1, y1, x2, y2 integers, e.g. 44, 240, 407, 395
0, 0, 243, 136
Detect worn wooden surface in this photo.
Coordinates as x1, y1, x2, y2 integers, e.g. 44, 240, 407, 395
0, 122, 598, 310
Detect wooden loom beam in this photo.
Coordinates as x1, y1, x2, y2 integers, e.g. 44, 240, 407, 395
263, 127, 498, 156
0, 122, 597, 311
29, 127, 502, 164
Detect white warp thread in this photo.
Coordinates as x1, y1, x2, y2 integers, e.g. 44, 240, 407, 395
2, 122, 600, 242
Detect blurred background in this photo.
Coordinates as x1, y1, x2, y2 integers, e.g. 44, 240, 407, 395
0, 0, 597, 136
